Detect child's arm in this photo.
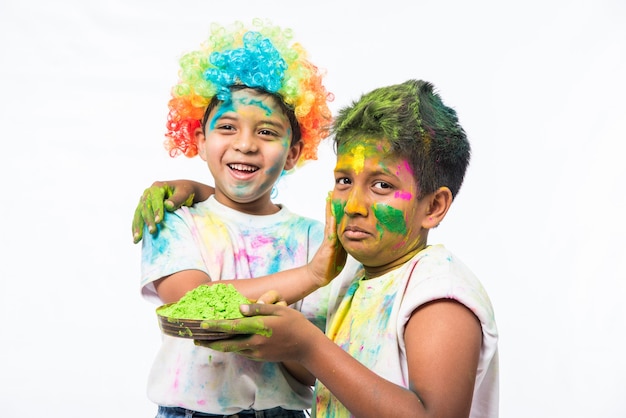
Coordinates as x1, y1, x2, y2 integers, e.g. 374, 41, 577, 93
203, 299, 481, 418
154, 197, 346, 305
132, 179, 214, 243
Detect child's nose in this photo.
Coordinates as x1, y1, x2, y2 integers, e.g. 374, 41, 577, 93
232, 133, 258, 153
344, 188, 368, 217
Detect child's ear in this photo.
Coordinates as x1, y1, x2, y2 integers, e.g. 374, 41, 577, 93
195, 127, 207, 162
283, 141, 304, 171
422, 187, 453, 229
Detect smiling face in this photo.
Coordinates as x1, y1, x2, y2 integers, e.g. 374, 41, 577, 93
196, 88, 302, 215
332, 138, 435, 277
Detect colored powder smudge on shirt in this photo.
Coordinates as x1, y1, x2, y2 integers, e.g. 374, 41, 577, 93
158, 283, 250, 319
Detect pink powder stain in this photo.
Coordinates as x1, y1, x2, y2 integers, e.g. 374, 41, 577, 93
393, 161, 415, 200
394, 190, 412, 200
250, 235, 275, 248
233, 249, 249, 263
197, 400, 207, 406
172, 367, 181, 389
395, 160, 413, 176
392, 240, 406, 250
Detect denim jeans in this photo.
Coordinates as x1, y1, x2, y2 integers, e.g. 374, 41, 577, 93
156, 406, 307, 418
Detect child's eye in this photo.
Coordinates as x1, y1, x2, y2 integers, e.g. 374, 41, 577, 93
336, 177, 351, 186
216, 124, 235, 131
373, 181, 392, 190
258, 129, 281, 139
258, 129, 274, 136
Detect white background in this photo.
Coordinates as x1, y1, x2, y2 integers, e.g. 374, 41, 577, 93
1, 0, 624, 416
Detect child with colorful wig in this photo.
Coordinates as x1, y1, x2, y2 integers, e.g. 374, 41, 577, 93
136, 79, 499, 417
138, 19, 337, 418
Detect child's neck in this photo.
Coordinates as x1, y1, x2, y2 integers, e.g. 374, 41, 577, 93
362, 244, 429, 279
215, 194, 281, 216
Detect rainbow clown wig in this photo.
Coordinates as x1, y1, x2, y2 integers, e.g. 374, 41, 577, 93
164, 19, 334, 166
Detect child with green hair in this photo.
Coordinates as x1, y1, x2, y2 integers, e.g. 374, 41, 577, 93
135, 79, 499, 417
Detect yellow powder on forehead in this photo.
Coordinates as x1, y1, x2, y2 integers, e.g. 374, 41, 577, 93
157, 283, 250, 320
351, 144, 365, 174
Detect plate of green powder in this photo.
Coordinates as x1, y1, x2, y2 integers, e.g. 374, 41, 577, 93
156, 283, 252, 340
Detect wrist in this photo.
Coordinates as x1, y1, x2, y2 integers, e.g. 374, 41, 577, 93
306, 263, 327, 289
298, 325, 328, 367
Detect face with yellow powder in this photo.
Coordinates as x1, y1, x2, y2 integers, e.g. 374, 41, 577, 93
332, 138, 434, 276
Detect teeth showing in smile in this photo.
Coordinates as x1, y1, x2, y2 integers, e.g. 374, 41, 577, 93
228, 163, 258, 172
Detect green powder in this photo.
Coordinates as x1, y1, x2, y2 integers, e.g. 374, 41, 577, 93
157, 283, 250, 320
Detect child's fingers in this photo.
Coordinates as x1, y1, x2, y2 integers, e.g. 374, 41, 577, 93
239, 303, 284, 317
161, 181, 196, 211
131, 182, 197, 243
198, 314, 275, 336
255, 290, 286, 305
148, 184, 168, 224
324, 192, 337, 240
198, 335, 256, 354
131, 203, 145, 244
324, 192, 347, 275
132, 189, 157, 243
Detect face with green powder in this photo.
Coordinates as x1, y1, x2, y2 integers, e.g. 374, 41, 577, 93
332, 138, 433, 275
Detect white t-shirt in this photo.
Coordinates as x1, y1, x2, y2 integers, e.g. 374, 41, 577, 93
141, 196, 328, 414
316, 244, 499, 417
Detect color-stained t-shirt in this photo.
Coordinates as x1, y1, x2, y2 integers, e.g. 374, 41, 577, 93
141, 196, 328, 414
315, 244, 499, 418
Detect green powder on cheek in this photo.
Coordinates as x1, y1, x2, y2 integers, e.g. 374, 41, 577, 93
331, 199, 345, 224
373, 203, 407, 234
158, 283, 250, 320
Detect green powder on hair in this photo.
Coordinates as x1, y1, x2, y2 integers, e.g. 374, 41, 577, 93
157, 283, 250, 320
